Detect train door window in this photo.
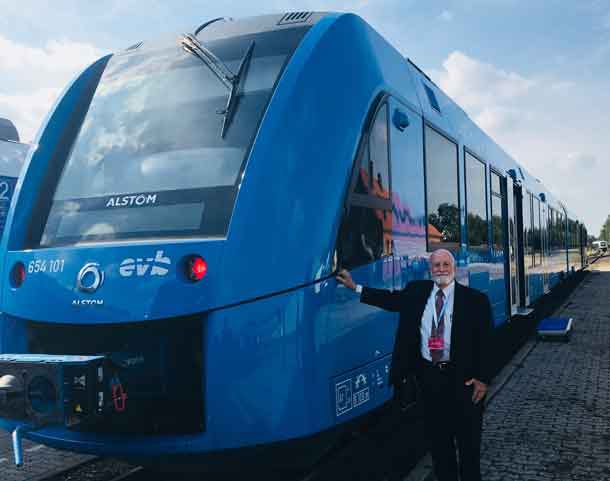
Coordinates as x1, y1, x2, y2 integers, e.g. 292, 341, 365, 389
465, 151, 488, 253
534, 197, 542, 265
559, 212, 564, 252
523, 192, 533, 267
369, 104, 390, 192
338, 100, 392, 270
491, 172, 501, 198
571, 220, 577, 250
490, 171, 504, 254
549, 207, 557, 251
424, 125, 459, 251
553, 209, 559, 253
548, 209, 552, 257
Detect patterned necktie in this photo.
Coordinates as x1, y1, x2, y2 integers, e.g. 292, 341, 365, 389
431, 289, 445, 363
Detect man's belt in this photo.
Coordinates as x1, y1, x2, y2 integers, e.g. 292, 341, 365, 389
421, 358, 454, 372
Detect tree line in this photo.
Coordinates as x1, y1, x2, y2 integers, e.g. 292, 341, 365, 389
600, 215, 610, 242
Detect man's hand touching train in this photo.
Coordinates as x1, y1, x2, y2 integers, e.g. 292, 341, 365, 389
336, 269, 356, 290
465, 378, 487, 404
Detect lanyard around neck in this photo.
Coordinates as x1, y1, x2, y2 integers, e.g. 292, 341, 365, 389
432, 291, 449, 329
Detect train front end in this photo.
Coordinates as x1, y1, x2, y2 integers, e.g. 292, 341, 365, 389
0, 13, 344, 470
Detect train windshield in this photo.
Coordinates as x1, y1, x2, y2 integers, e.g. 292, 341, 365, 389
38, 27, 309, 247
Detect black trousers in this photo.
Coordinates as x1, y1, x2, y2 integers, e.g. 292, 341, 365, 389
415, 361, 484, 481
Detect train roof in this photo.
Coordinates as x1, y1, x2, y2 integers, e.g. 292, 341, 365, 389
117, 12, 327, 55
110, 12, 581, 223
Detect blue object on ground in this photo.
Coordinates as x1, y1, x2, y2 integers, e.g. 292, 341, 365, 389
537, 317, 573, 340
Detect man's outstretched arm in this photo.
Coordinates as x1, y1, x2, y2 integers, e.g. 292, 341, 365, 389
335, 269, 403, 312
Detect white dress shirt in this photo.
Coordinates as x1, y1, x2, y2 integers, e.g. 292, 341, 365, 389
420, 281, 454, 362
355, 281, 454, 361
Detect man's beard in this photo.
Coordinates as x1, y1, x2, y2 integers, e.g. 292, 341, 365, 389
432, 274, 454, 286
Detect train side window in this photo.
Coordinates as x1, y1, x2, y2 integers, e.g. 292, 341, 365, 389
338, 101, 392, 270
424, 126, 460, 251
465, 151, 488, 253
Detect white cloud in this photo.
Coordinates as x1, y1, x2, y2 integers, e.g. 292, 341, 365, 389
0, 36, 104, 82
0, 35, 105, 142
439, 10, 454, 22
434, 51, 535, 118
431, 51, 536, 136
0, 88, 61, 142
429, 49, 610, 234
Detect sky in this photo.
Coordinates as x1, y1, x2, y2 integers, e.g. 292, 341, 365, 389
1, 0, 609, 234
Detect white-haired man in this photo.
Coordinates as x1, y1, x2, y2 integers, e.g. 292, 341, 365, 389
336, 249, 493, 481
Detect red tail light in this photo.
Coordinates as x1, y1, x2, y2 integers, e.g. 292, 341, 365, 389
187, 256, 207, 282
10, 262, 26, 288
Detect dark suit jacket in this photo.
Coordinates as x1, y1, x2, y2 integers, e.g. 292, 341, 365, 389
361, 280, 494, 388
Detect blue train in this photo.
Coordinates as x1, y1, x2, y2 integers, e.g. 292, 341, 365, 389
0, 12, 587, 473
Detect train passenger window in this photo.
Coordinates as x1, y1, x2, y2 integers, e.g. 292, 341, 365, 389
338, 100, 392, 270
490, 171, 504, 254
424, 126, 459, 251
465, 152, 488, 253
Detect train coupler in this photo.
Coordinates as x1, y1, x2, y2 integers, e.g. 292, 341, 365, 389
0, 353, 118, 430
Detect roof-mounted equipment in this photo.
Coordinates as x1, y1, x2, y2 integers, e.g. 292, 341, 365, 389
278, 12, 313, 25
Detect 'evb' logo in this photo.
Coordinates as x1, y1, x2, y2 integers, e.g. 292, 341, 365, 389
119, 250, 171, 277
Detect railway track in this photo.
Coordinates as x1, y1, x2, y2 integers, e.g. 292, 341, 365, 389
41, 400, 426, 481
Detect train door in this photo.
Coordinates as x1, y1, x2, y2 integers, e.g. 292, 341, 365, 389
506, 179, 522, 315
521, 190, 534, 306
386, 97, 425, 289
490, 170, 508, 322
331, 97, 397, 380
541, 205, 550, 293
514, 183, 529, 309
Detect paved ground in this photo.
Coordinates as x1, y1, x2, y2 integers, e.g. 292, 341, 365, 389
479, 259, 610, 481
0, 429, 93, 481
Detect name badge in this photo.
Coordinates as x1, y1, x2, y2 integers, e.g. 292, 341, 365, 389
428, 337, 444, 350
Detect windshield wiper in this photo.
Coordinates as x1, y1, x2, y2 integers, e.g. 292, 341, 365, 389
181, 33, 255, 138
